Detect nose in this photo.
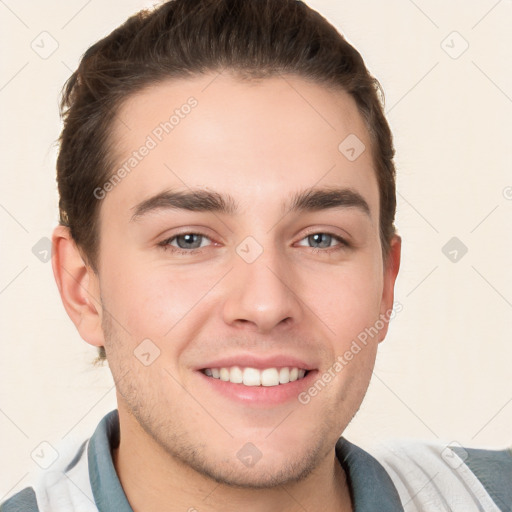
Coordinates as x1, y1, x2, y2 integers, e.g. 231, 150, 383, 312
222, 244, 304, 334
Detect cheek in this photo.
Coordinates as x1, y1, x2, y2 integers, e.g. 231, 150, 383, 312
100, 257, 221, 345
304, 259, 383, 344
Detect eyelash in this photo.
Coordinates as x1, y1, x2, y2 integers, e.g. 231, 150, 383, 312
158, 231, 350, 256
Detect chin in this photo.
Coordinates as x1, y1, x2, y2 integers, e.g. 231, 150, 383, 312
153, 429, 328, 490
189, 454, 320, 489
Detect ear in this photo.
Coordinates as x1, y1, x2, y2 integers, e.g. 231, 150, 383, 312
378, 234, 402, 342
51, 225, 105, 348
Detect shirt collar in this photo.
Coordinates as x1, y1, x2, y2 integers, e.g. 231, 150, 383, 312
88, 410, 403, 511
88, 409, 133, 512
335, 437, 404, 511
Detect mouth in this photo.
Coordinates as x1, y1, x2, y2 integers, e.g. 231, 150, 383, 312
201, 366, 310, 387
194, 354, 318, 406
196, 363, 317, 406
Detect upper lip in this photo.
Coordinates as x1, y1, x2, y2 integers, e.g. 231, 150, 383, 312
196, 354, 317, 371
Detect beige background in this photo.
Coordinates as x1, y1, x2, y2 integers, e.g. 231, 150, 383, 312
1, 0, 511, 499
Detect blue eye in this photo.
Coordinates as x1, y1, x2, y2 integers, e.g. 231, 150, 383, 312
173, 233, 207, 249
297, 233, 348, 252
159, 233, 212, 254
305, 233, 335, 249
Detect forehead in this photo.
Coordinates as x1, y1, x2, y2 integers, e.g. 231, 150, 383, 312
104, 72, 379, 219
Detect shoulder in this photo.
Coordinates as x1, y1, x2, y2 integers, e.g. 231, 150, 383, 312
368, 438, 512, 511
0, 410, 121, 512
0, 487, 39, 512
0, 437, 95, 512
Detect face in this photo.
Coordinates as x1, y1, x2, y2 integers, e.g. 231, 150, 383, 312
92, 72, 399, 487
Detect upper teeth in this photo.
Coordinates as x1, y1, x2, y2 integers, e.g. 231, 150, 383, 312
203, 367, 307, 386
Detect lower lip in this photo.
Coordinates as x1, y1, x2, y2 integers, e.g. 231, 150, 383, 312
196, 370, 317, 406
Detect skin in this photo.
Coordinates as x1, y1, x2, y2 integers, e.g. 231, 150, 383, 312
52, 72, 401, 512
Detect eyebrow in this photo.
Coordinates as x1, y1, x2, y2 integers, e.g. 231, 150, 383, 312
129, 186, 371, 222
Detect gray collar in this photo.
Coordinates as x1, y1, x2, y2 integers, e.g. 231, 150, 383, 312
335, 437, 404, 511
88, 410, 133, 511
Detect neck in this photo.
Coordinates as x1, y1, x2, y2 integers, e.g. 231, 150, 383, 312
112, 412, 352, 512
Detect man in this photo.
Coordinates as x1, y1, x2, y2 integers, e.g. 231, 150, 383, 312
1, 0, 510, 510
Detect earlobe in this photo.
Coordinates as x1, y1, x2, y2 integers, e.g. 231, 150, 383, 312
378, 234, 402, 342
51, 225, 105, 347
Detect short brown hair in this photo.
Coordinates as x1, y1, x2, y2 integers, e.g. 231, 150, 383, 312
57, 0, 397, 360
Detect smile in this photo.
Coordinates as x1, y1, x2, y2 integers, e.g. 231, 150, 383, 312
201, 366, 309, 387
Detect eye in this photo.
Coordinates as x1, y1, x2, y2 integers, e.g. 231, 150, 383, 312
296, 232, 348, 252
159, 233, 213, 254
